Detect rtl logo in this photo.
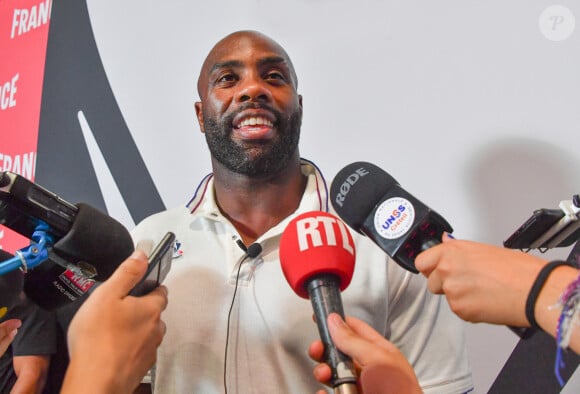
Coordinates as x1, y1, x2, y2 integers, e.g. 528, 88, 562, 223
295, 214, 354, 256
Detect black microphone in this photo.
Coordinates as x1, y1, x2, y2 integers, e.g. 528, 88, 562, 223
235, 239, 262, 258
1, 172, 135, 310
0, 250, 23, 319
23, 203, 134, 310
330, 161, 452, 273
245, 243, 262, 258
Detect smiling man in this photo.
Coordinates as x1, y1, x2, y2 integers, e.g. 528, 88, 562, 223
195, 32, 302, 183
131, 30, 473, 393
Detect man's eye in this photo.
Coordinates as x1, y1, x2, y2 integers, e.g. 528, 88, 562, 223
217, 74, 236, 83
266, 71, 285, 81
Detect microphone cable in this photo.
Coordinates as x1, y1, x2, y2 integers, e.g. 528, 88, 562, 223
223, 241, 262, 394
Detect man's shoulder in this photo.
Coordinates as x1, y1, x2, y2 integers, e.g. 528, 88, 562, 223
142, 204, 190, 223
131, 205, 190, 237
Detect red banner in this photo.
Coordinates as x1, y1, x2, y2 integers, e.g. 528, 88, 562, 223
0, 0, 51, 252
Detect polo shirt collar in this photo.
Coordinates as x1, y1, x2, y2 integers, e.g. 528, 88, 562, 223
186, 159, 330, 236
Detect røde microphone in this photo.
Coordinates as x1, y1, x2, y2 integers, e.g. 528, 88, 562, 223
331, 162, 452, 273
0, 250, 23, 319
280, 211, 358, 394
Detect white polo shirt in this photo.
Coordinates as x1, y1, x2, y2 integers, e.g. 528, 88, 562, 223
131, 159, 473, 394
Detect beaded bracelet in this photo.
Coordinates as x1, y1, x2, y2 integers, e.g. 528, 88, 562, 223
554, 268, 580, 386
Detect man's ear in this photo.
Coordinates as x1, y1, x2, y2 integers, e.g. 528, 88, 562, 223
194, 102, 205, 133
298, 94, 303, 119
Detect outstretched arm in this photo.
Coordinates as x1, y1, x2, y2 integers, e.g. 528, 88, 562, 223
415, 234, 580, 353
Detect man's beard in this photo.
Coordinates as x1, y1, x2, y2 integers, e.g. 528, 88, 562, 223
203, 106, 301, 177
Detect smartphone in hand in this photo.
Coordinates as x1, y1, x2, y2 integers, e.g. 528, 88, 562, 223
130, 232, 175, 296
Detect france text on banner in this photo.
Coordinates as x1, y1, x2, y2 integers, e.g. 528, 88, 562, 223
0, 0, 52, 253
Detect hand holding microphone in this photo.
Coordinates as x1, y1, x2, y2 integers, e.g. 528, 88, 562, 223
329, 162, 563, 332
280, 211, 358, 394
309, 313, 422, 394
330, 162, 452, 273
415, 233, 551, 326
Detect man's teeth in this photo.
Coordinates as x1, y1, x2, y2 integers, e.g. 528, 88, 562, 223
238, 117, 273, 128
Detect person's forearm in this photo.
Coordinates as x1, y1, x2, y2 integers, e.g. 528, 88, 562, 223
10, 377, 46, 394
11, 355, 49, 394
535, 265, 580, 354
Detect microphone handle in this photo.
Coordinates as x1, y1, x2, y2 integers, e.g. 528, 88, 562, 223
307, 274, 358, 393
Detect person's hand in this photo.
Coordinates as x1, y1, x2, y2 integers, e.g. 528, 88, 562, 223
308, 313, 421, 394
62, 250, 168, 394
0, 318, 21, 356
415, 233, 547, 326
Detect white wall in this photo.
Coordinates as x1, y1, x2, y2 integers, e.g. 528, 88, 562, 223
87, 1, 580, 391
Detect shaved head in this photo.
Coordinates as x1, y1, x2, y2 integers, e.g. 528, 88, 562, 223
197, 30, 298, 99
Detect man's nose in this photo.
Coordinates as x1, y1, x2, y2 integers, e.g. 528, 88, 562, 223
235, 76, 272, 103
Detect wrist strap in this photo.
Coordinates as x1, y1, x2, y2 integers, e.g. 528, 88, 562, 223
525, 260, 572, 329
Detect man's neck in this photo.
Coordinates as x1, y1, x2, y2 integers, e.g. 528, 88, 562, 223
212, 158, 306, 245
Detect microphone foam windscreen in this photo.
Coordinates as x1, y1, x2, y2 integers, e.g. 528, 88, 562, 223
279, 211, 356, 299
0, 250, 24, 319
330, 162, 398, 231
52, 203, 134, 281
